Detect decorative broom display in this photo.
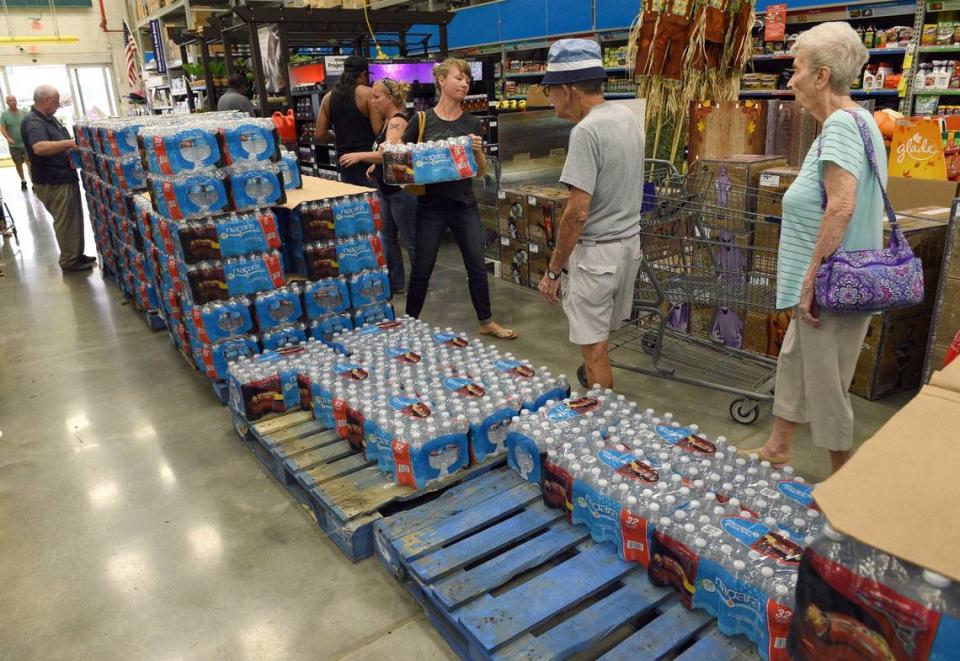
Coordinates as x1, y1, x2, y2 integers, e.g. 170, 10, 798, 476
629, 0, 757, 162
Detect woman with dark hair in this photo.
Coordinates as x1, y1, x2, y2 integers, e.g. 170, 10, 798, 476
338, 78, 417, 293
314, 55, 382, 185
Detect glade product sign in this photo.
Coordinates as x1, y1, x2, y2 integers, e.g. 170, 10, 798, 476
889, 120, 947, 180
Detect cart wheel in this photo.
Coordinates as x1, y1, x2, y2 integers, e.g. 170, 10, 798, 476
640, 329, 659, 355
730, 399, 760, 425
576, 364, 588, 388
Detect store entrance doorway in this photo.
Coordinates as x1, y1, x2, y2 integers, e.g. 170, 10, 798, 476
0, 63, 117, 160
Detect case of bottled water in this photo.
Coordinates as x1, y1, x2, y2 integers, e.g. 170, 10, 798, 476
219, 118, 281, 165
382, 137, 478, 185
788, 524, 959, 660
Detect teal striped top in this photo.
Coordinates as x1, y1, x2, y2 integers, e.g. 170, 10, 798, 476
776, 107, 885, 309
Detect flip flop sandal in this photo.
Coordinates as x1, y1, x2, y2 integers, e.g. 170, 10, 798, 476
479, 327, 518, 340
738, 446, 791, 468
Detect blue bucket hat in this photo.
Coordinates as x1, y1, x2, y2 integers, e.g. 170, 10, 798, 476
540, 38, 608, 86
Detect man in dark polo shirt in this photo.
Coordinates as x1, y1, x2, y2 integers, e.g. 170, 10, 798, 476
21, 84, 95, 271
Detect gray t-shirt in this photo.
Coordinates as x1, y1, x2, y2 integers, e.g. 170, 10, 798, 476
560, 102, 645, 241
217, 89, 256, 117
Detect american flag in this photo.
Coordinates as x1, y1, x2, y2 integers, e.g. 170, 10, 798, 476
122, 19, 140, 90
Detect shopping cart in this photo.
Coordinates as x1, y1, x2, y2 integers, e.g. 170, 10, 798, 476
0, 186, 18, 246
576, 160, 783, 425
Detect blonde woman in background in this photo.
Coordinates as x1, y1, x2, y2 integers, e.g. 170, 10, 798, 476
339, 78, 416, 293
400, 58, 516, 340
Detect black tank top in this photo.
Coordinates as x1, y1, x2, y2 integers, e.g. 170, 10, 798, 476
375, 112, 408, 194
329, 87, 376, 154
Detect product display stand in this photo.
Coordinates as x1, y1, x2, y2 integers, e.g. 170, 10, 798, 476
373, 468, 751, 661
233, 409, 507, 563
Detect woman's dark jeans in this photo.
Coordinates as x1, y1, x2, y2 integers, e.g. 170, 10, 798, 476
380, 189, 417, 292
405, 196, 492, 323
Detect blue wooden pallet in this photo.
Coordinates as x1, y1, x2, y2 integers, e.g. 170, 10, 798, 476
144, 309, 166, 331
373, 468, 755, 661
233, 410, 507, 563
211, 379, 228, 405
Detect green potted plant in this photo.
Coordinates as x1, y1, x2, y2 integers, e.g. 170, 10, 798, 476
183, 62, 202, 83
210, 60, 226, 87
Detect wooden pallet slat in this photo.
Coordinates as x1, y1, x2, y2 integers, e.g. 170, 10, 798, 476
674, 626, 754, 660
432, 524, 590, 611
374, 468, 755, 661
380, 468, 523, 541
395, 481, 542, 561
597, 602, 714, 661
233, 410, 506, 563
493, 572, 675, 661
457, 542, 639, 653
410, 501, 564, 583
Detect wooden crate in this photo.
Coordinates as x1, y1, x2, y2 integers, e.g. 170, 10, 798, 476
233, 411, 506, 562
687, 100, 768, 163
764, 100, 820, 167
372, 468, 752, 661
851, 310, 934, 400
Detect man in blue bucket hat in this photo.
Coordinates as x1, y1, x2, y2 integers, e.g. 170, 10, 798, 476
537, 38, 646, 390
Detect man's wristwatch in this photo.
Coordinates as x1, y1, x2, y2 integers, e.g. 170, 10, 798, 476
546, 268, 561, 281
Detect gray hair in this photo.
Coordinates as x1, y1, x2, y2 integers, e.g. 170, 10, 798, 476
792, 22, 869, 94
33, 84, 58, 103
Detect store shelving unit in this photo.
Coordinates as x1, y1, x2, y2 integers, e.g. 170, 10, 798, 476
486, 34, 634, 110
744, 4, 915, 111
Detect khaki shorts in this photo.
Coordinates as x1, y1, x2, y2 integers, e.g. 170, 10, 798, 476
9, 147, 25, 166
772, 307, 872, 451
561, 235, 642, 345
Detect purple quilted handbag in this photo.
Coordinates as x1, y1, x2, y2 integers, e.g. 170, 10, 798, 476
814, 109, 924, 313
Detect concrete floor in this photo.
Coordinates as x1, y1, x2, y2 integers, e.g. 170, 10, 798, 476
0, 167, 913, 660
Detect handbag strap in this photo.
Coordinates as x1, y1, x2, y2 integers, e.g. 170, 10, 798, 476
416, 110, 426, 144
817, 108, 898, 231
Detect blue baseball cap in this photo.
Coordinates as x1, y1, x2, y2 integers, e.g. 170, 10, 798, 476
541, 38, 608, 86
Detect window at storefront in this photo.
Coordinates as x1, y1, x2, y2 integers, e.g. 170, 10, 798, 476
0, 63, 116, 160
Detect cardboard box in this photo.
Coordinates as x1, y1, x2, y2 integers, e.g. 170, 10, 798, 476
886, 176, 960, 212
525, 187, 568, 247
279, 175, 375, 210
528, 243, 553, 290
689, 155, 788, 221
687, 100, 768, 163
742, 311, 769, 356
928, 275, 960, 373
497, 190, 527, 241
751, 166, 799, 275
814, 358, 960, 581
479, 205, 500, 261
499, 237, 530, 287
764, 101, 820, 167
850, 310, 933, 400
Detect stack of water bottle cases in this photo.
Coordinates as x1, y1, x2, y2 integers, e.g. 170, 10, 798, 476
503, 394, 960, 660
227, 317, 569, 489
75, 112, 395, 386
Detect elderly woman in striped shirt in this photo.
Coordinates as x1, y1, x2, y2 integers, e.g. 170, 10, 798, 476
741, 22, 884, 476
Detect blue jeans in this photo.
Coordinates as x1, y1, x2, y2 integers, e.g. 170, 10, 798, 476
380, 189, 417, 292
405, 196, 492, 324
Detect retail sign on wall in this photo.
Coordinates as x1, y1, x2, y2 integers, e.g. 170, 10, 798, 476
149, 19, 166, 74
324, 56, 346, 78
765, 4, 787, 41
889, 119, 947, 180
